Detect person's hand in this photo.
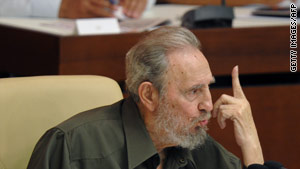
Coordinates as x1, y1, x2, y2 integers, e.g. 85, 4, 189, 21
212, 66, 264, 167
59, 0, 117, 18
121, 0, 147, 18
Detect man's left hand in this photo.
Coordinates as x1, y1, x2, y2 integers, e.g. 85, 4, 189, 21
212, 66, 264, 167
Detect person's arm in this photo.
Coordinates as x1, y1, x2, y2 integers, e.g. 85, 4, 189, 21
58, 0, 117, 18
213, 66, 264, 167
0, 0, 117, 18
27, 128, 71, 169
0, 0, 61, 17
0, 0, 155, 18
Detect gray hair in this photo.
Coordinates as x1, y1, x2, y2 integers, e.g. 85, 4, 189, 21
125, 26, 201, 102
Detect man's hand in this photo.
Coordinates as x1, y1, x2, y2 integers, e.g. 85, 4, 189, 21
59, 0, 117, 18
121, 0, 147, 18
212, 66, 264, 167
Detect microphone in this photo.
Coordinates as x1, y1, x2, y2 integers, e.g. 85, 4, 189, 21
181, 0, 234, 29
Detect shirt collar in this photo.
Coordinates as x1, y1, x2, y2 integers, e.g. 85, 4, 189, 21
121, 97, 197, 169
164, 147, 197, 168
122, 97, 158, 169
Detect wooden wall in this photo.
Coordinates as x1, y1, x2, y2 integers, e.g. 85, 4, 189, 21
208, 84, 300, 169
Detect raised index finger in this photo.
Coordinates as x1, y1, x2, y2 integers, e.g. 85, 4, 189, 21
232, 65, 245, 98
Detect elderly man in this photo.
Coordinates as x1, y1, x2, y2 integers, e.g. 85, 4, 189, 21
27, 26, 268, 169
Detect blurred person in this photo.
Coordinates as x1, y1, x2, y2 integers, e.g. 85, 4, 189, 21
0, 0, 156, 18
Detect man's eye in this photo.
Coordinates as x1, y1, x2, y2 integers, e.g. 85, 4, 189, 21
187, 89, 198, 96
192, 89, 198, 94
185, 89, 199, 101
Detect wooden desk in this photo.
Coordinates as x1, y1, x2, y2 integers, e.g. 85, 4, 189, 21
0, 25, 296, 82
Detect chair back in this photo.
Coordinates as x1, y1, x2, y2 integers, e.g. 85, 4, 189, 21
0, 75, 123, 169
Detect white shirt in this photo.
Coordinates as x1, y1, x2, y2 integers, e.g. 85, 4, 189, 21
0, 0, 156, 18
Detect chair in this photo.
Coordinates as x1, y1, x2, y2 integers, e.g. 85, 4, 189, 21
0, 75, 123, 169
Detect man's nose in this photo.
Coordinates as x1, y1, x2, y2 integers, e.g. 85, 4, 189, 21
198, 87, 213, 113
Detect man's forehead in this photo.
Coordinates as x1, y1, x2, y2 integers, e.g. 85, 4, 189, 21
165, 46, 213, 86
167, 47, 209, 72
167, 46, 206, 63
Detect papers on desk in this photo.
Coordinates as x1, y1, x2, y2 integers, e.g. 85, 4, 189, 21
120, 18, 169, 32
76, 18, 120, 35
0, 17, 169, 36
75, 17, 170, 34
0, 17, 76, 36
233, 6, 291, 28
0, 4, 294, 36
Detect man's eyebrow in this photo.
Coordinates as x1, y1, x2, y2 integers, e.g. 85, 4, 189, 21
190, 84, 204, 90
187, 77, 216, 92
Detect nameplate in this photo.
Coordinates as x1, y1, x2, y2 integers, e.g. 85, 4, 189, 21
76, 18, 120, 35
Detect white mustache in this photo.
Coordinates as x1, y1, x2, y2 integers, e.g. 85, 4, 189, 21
190, 111, 211, 126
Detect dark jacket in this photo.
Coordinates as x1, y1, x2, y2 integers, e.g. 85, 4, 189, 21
27, 97, 242, 169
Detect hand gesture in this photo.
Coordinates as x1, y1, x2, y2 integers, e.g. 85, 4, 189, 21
212, 66, 264, 167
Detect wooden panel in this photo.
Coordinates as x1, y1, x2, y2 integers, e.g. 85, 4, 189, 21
208, 84, 300, 169
0, 25, 295, 82
59, 33, 145, 81
0, 25, 60, 76
58, 26, 294, 82
195, 26, 295, 76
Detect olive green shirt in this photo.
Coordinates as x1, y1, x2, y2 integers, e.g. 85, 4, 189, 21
27, 97, 242, 169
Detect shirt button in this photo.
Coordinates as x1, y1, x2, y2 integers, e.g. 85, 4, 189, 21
179, 158, 185, 164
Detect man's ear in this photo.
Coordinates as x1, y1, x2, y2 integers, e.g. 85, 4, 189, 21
138, 82, 159, 112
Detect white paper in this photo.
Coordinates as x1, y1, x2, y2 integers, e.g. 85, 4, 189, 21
76, 18, 120, 35
114, 6, 128, 20
0, 17, 76, 36
120, 18, 170, 32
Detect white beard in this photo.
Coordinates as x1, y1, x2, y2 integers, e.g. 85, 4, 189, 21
153, 97, 211, 150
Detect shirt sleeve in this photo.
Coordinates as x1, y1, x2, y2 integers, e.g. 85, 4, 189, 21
244, 161, 286, 169
0, 0, 61, 17
146, 0, 156, 10
30, 0, 61, 17
27, 128, 71, 169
